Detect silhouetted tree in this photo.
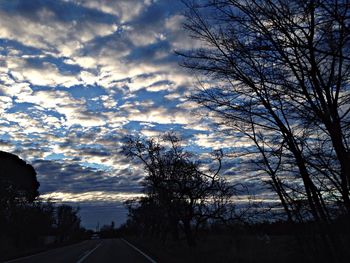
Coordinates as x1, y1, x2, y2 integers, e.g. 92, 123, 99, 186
0, 152, 87, 260
123, 133, 235, 246
55, 205, 81, 243
179, 0, 350, 225
100, 221, 118, 238
0, 151, 39, 202
8, 200, 55, 249
0, 151, 40, 238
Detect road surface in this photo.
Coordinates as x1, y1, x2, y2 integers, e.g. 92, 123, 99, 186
5, 239, 156, 263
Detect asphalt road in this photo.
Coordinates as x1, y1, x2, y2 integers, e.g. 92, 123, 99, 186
5, 239, 155, 263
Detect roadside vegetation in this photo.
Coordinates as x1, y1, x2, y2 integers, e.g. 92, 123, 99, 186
119, 1, 350, 262
0, 151, 88, 261
1, 1, 350, 262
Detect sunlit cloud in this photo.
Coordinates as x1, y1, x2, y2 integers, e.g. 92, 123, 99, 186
41, 191, 145, 203
0, 0, 247, 227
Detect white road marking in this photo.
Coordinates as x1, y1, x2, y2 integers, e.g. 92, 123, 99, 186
76, 243, 102, 263
121, 238, 157, 263
4, 241, 88, 263
4, 252, 50, 263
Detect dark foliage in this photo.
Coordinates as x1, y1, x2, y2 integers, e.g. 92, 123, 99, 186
123, 133, 235, 246
0, 151, 86, 261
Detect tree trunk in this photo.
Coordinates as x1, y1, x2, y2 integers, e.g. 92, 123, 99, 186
183, 220, 196, 247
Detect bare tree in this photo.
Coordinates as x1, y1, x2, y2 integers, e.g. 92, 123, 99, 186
179, 0, 350, 224
123, 133, 235, 246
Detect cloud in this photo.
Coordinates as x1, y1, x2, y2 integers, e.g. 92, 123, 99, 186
10, 60, 80, 87
69, 0, 149, 23
0, 0, 269, 227
32, 158, 144, 193
0, 0, 118, 56
40, 191, 144, 203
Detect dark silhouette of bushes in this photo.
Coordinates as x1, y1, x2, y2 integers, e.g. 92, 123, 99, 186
0, 151, 86, 260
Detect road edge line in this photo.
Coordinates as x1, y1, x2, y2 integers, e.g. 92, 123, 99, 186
76, 242, 101, 263
4, 241, 88, 263
121, 238, 157, 263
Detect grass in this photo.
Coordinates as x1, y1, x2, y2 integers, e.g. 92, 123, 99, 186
125, 233, 306, 263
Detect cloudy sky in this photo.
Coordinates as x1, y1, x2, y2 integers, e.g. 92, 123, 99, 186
0, 0, 266, 229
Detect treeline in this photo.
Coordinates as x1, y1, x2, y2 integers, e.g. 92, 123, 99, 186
119, 133, 350, 262
99, 221, 119, 238
119, 1, 350, 262
0, 151, 87, 260
121, 134, 236, 247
